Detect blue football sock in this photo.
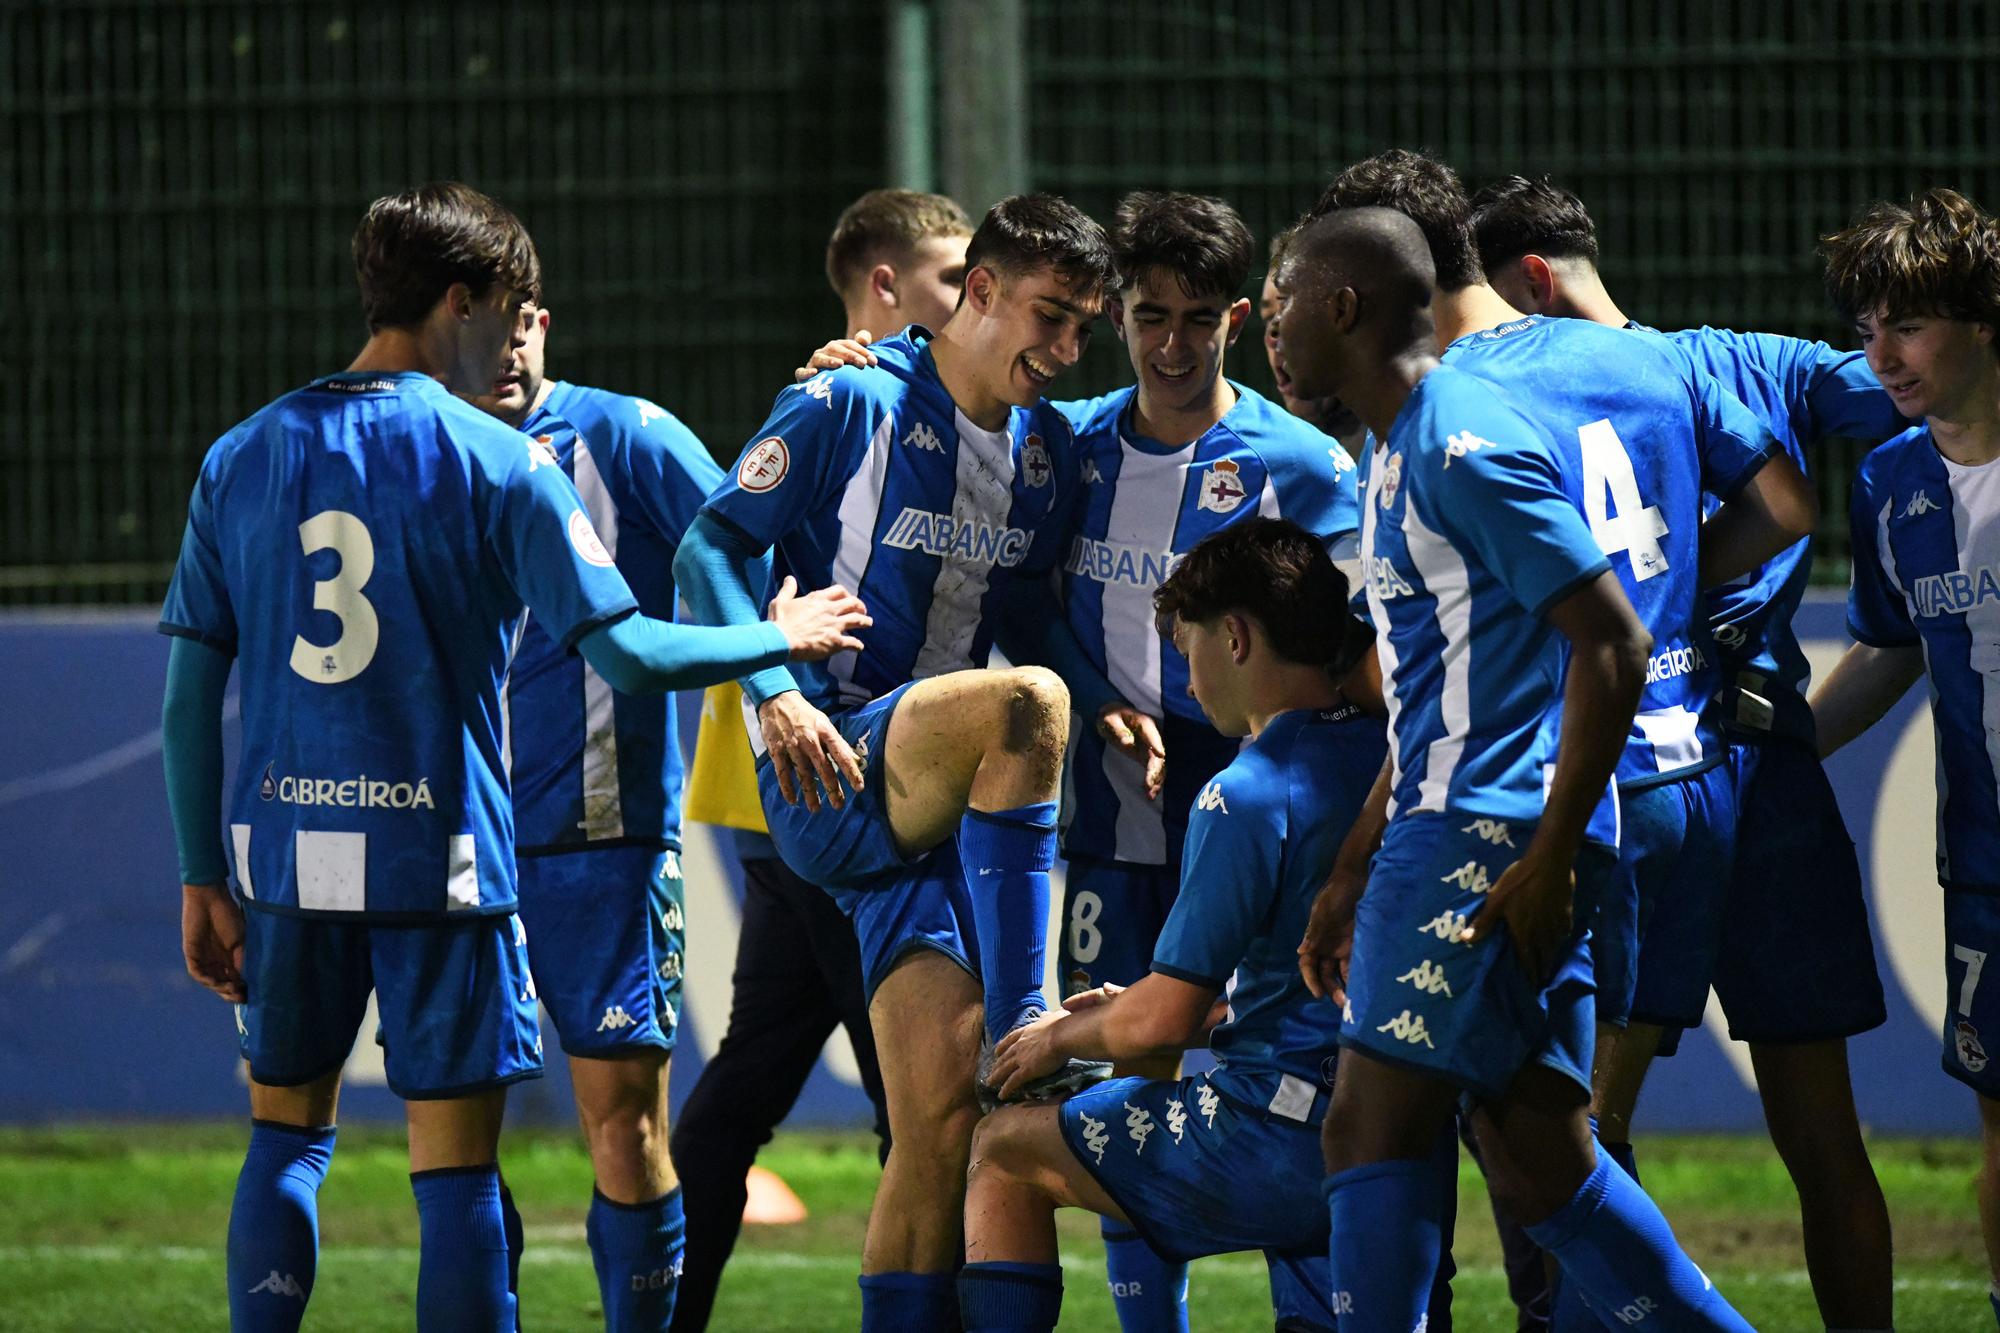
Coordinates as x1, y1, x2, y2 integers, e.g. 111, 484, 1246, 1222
1551, 1122, 1643, 1332
586, 1186, 685, 1333
1526, 1145, 1753, 1333
1326, 1156, 1446, 1333
959, 1261, 1063, 1333
861, 1271, 959, 1332
959, 802, 1057, 1045
411, 1165, 516, 1333
497, 1174, 524, 1318
1101, 1219, 1187, 1332
227, 1120, 335, 1333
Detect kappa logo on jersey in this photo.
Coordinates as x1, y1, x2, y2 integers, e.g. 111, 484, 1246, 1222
1021, 433, 1052, 487
525, 435, 560, 472
1958, 1019, 1989, 1073
1196, 1082, 1221, 1128
596, 1005, 636, 1033
1329, 446, 1356, 474
1378, 451, 1404, 509
260, 763, 436, 810
1065, 536, 1178, 588
1365, 556, 1416, 600
1196, 781, 1228, 813
803, 375, 834, 406
1079, 1111, 1110, 1163
1397, 959, 1454, 997
1080, 456, 1103, 484
1164, 1098, 1188, 1144
248, 1271, 307, 1301
568, 509, 615, 567
1124, 1101, 1157, 1154
234, 1004, 248, 1038
903, 422, 944, 453
636, 399, 667, 428
1375, 1008, 1437, 1048
1912, 563, 2000, 618
1461, 818, 1516, 848
1418, 909, 1474, 944
1440, 860, 1493, 894
738, 437, 789, 493
1443, 429, 1496, 468
882, 508, 1032, 567
1198, 458, 1248, 513
1645, 644, 1708, 683
1902, 490, 1940, 519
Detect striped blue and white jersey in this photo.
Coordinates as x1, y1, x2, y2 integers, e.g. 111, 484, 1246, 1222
1153, 705, 1387, 1108
1661, 326, 1903, 744
1849, 426, 2000, 891
1443, 315, 1776, 789
701, 327, 1079, 715
159, 371, 638, 919
503, 381, 723, 853
1055, 383, 1361, 865
1360, 364, 1616, 832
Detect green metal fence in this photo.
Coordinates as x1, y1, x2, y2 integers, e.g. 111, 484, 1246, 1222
11, 1, 2000, 603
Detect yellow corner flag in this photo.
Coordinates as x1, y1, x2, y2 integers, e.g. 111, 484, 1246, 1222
684, 681, 770, 833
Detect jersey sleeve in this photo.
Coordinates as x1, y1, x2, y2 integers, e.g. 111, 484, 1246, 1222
617, 398, 727, 547
1151, 761, 1285, 988
484, 436, 641, 647
158, 460, 239, 654
1755, 334, 1906, 445
1846, 448, 1918, 647
701, 373, 873, 548
1418, 404, 1610, 619
1267, 436, 1363, 554
1687, 365, 1778, 501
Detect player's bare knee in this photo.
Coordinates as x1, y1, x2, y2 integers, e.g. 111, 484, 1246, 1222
999, 666, 1069, 760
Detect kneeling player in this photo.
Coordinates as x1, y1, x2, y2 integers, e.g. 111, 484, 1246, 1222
958, 519, 1445, 1333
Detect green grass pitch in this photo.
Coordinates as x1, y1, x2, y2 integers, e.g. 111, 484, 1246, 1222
0, 1125, 1988, 1330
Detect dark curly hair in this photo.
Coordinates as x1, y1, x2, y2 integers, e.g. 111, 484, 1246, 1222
1153, 518, 1372, 675
1310, 149, 1483, 292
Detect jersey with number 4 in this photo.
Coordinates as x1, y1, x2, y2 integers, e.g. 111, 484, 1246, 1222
1849, 425, 2000, 890
1443, 316, 1776, 788
160, 371, 638, 919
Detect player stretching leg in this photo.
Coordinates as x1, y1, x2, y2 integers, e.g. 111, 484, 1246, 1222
471, 302, 726, 1329
1814, 188, 2000, 1331
957, 518, 1422, 1333
1280, 207, 1755, 1332
1474, 173, 1905, 1333
674, 195, 1115, 1333
162, 183, 866, 1333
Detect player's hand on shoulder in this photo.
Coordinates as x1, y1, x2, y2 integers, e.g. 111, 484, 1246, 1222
756, 689, 864, 813
793, 329, 878, 383
1462, 843, 1573, 985
1096, 703, 1166, 801
990, 1007, 1069, 1100
1298, 862, 1366, 1006
768, 574, 870, 661
181, 881, 246, 1003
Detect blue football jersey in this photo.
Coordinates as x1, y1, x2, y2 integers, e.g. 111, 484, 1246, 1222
159, 371, 638, 919
1151, 706, 1388, 1106
1443, 315, 1776, 787
701, 327, 1079, 717
1662, 326, 1904, 743
1056, 383, 1361, 865
503, 381, 724, 851
1849, 426, 2000, 890
1359, 363, 1615, 830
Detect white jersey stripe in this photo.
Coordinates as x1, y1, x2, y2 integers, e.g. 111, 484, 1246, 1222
829, 413, 898, 703
445, 835, 479, 911
1401, 500, 1472, 814
1101, 441, 1191, 719
573, 441, 625, 840
1362, 446, 1407, 820
230, 824, 255, 899
1633, 705, 1703, 774
1947, 459, 2000, 885
914, 410, 1018, 679
295, 830, 367, 912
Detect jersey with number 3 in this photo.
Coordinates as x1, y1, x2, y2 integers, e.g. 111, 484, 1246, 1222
1442, 316, 1775, 788
160, 371, 639, 919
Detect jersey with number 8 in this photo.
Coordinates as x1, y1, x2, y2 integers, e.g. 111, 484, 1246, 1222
1442, 316, 1777, 789
160, 371, 638, 919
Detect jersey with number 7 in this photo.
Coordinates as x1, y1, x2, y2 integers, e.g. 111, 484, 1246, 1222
1442, 315, 1778, 790
160, 371, 639, 919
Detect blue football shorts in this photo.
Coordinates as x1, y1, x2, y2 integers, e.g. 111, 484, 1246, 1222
1592, 763, 1735, 1031
756, 682, 921, 893
1059, 856, 1179, 997
237, 907, 541, 1099
515, 843, 684, 1057
1944, 890, 2000, 1098
1341, 811, 1608, 1101
1058, 1070, 1331, 1265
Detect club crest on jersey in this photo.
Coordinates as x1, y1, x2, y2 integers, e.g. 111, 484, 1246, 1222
1021, 433, 1052, 487
568, 509, 615, 567
738, 436, 789, 493
1378, 451, 1404, 509
1959, 1020, 1989, 1073
1198, 458, 1248, 513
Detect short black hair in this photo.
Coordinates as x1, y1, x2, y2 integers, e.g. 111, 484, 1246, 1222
352, 181, 541, 332
1111, 191, 1255, 298
964, 193, 1116, 295
1309, 149, 1484, 292
1469, 175, 1601, 273
1153, 517, 1372, 675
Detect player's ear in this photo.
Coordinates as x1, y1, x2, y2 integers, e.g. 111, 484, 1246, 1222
1523, 254, 1557, 313
1106, 293, 1128, 342
1329, 287, 1361, 334
1223, 297, 1251, 346
1224, 611, 1253, 663
868, 263, 898, 309
535, 306, 553, 337
964, 265, 1001, 316
443, 282, 475, 322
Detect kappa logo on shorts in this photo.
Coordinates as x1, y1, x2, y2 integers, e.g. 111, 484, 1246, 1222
1461, 818, 1516, 848
1418, 909, 1474, 944
1196, 1083, 1221, 1129
1375, 1009, 1437, 1048
1396, 959, 1454, 998
1439, 860, 1494, 894
661, 900, 685, 932
1958, 1019, 1989, 1073
1196, 782, 1228, 813
661, 850, 682, 882
658, 950, 683, 982
248, 1271, 307, 1301
1124, 1102, 1157, 1155
1079, 1111, 1110, 1163
1164, 1098, 1187, 1145
596, 1005, 637, 1033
